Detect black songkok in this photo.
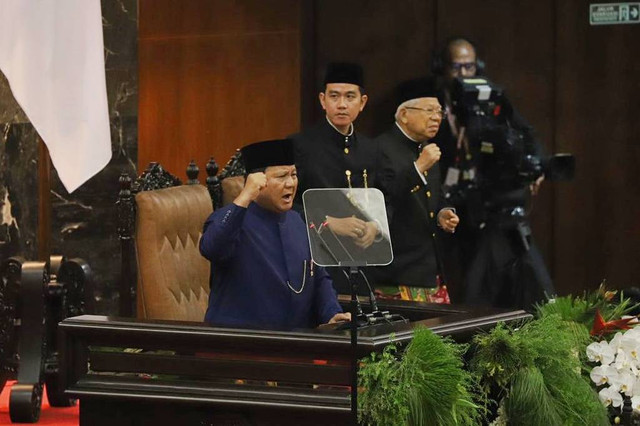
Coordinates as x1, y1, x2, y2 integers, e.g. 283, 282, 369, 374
323, 62, 364, 87
396, 77, 440, 105
240, 139, 295, 173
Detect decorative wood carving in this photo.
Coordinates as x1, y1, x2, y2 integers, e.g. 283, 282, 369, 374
205, 157, 220, 211
186, 160, 200, 185
0, 256, 93, 421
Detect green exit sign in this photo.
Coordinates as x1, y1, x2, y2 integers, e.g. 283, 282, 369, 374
590, 2, 640, 25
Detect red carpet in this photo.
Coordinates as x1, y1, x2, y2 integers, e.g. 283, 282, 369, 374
0, 381, 79, 425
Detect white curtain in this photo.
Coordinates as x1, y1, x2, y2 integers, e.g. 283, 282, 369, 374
0, 0, 111, 193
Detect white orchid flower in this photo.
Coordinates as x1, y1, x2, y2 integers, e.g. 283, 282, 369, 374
587, 341, 615, 365
610, 332, 624, 353
599, 386, 623, 407
611, 370, 635, 396
591, 365, 620, 386
632, 395, 640, 413
620, 333, 640, 362
615, 348, 634, 371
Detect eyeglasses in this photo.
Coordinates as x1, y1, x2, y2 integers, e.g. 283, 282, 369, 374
405, 107, 447, 119
449, 62, 477, 73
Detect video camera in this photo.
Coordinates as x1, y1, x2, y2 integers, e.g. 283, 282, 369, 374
450, 77, 575, 192
444, 77, 575, 232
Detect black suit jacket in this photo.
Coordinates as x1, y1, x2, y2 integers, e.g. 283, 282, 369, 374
291, 119, 378, 206
372, 125, 447, 287
290, 119, 380, 294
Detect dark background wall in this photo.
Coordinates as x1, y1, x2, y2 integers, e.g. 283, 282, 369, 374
138, 0, 301, 181
0, 0, 637, 315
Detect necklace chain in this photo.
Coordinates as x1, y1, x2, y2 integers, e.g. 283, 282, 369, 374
286, 260, 308, 294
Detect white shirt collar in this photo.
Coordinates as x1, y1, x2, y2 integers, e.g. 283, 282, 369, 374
326, 116, 354, 136
395, 122, 420, 143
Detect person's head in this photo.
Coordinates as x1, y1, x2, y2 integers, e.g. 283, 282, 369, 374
443, 38, 478, 84
255, 165, 298, 213
240, 139, 297, 213
319, 62, 368, 134
394, 78, 444, 142
395, 98, 444, 142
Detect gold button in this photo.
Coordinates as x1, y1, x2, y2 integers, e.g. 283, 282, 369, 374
432, 233, 436, 238
426, 191, 431, 198
429, 212, 434, 218
411, 185, 420, 193
344, 148, 349, 154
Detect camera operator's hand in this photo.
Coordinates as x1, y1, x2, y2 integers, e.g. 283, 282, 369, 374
438, 208, 459, 233
415, 143, 441, 174
233, 172, 267, 207
530, 175, 545, 196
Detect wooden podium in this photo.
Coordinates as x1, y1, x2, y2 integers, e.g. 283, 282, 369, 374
59, 301, 529, 426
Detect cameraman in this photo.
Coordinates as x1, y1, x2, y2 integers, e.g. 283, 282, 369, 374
430, 36, 554, 310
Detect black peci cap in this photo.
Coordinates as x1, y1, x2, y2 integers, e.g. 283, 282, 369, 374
323, 62, 364, 87
240, 139, 295, 173
396, 77, 440, 105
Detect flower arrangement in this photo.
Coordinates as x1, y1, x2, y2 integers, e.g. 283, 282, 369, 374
469, 314, 609, 425
356, 284, 638, 425
587, 324, 640, 417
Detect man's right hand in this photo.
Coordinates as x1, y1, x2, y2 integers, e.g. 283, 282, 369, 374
233, 172, 267, 207
415, 143, 441, 174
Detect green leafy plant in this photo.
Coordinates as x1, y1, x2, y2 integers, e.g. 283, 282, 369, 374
536, 282, 638, 332
469, 315, 609, 425
358, 326, 482, 426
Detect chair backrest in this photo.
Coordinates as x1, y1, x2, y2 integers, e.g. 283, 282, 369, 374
135, 184, 212, 321
118, 161, 220, 320
216, 150, 246, 208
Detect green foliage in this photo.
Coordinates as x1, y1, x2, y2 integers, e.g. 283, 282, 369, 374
469, 315, 609, 425
358, 327, 482, 426
504, 367, 563, 426
536, 281, 639, 332
358, 344, 410, 426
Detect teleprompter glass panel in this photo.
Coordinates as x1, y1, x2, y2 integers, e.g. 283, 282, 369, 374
302, 188, 393, 267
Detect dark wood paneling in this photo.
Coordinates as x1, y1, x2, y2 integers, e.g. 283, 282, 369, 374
554, 0, 640, 294
436, 0, 557, 281
313, 0, 437, 136
139, 0, 301, 180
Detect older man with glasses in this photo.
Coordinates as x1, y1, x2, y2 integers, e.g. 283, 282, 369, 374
369, 78, 459, 300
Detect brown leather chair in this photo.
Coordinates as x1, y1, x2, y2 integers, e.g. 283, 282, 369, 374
134, 184, 212, 321
117, 156, 246, 320
118, 162, 211, 320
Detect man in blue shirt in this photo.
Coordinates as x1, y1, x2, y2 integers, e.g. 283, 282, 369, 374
200, 139, 350, 330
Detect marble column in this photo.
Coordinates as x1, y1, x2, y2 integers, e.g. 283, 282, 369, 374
0, 0, 138, 315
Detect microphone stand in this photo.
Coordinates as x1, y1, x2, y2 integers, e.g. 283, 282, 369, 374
348, 265, 359, 426
310, 222, 368, 324
356, 269, 406, 325
309, 222, 366, 424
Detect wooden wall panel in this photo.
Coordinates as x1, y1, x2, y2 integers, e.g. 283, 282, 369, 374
554, 0, 640, 293
312, 0, 437, 135
139, 0, 300, 180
